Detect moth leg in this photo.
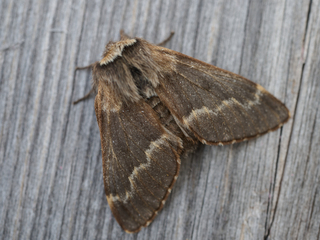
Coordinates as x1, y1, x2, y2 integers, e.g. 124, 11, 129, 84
75, 63, 95, 70
73, 63, 96, 104
73, 88, 95, 105
157, 31, 175, 46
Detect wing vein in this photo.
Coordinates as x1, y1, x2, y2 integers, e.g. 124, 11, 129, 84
126, 194, 148, 222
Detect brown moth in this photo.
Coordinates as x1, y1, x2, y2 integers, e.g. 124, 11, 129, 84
75, 31, 289, 233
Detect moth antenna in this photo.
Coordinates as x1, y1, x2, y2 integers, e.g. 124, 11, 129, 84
156, 31, 175, 46
120, 29, 131, 40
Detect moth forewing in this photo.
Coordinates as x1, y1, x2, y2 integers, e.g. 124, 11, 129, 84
93, 58, 183, 232
150, 47, 289, 145
81, 32, 290, 233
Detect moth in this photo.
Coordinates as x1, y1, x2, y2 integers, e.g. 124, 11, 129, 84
75, 31, 289, 233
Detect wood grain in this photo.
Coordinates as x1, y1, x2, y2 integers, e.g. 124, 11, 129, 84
0, 0, 318, 239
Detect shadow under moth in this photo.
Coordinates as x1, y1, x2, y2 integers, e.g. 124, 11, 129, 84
75, 31, 289, 233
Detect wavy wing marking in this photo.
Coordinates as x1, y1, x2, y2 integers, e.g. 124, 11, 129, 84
95, 90, 182, 233
155, 48, 290, 145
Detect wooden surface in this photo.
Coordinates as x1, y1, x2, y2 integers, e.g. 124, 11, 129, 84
1, 0, 319, 239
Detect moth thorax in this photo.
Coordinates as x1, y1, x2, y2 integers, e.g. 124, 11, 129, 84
129, 66, 158, 99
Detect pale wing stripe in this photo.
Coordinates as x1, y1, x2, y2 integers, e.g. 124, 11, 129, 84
116, 133, 164, 211
114, 113, 169, 201
177, 71, 258, 137
117, 113, 170, 191
121, 113, 175, 175
179, 60, 279, 125
176, 70, 261, 134
122, 110, 177, 160
106, 113, 162, 215
176, 60, 272, 129
176, 72, 239, 139
138, 110, 182, 156
184, 78, 237, 138
211, 76, 277, 127
210, 74, 281, 124
109, 139, 153, 224
109, 146, 140, 225
109, 193, 140, 225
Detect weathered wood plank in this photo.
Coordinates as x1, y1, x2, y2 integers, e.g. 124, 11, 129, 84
0, 0, 318, 239
269, 0, 320, 238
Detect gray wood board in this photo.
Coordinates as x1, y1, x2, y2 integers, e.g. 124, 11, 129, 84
0, 0, 319, 239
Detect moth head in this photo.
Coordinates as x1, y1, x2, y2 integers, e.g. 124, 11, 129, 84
100, 39, 137, 66
94, 38, 164, 104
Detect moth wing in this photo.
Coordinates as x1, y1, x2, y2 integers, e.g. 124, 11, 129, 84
94, 89, 182, 233
155, 48, 290, 144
